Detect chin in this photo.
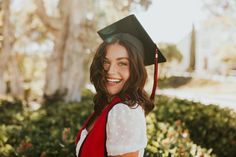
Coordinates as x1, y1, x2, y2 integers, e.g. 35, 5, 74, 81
107, 92, 119, 96
106, 87, 122, 96
107, 89, 122, 96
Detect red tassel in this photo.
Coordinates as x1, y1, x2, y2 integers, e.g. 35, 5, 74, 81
150, 48, 158, 101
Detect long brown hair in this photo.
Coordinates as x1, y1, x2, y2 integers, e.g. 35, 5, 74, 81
90, 37, 154, 116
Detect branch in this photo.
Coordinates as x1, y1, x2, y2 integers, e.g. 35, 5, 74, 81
35, 0, 62, 31
202, 0, 231, 17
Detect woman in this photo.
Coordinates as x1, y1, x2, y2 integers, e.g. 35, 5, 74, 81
75, 14, 166, 157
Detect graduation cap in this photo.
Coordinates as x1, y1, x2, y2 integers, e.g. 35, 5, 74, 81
97, 14, 166, 101
97, 14, 166, 66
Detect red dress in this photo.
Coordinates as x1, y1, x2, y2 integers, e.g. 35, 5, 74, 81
75, 97, 122, 157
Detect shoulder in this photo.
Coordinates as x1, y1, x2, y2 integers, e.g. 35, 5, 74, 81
107, 102, 146, 127
106, 102, 147, 156
109, 102, 144, 115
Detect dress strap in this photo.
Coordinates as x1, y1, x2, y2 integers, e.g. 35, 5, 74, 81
75, 112, 94, 144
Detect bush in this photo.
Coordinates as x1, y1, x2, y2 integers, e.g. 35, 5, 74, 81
158, 76, 192, 88
154, 95, 236, 157
0, 91, 94, 157
0, 90, 235, 156
145, 114, 215, 157
0, 99, 24, 125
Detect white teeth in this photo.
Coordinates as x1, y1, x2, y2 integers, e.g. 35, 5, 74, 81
107, 78, 121, 83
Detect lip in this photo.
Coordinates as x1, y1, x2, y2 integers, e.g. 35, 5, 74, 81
106, 77, 122, 84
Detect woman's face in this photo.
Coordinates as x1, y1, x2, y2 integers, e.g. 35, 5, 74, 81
103, 43, 130, 96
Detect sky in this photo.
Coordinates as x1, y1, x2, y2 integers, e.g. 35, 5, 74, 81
134, 0, 208, 44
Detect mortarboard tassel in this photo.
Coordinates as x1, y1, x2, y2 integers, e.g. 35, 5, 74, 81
150, 48, 158, 101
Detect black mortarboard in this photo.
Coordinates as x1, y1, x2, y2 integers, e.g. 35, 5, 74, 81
97, 14, 166, 66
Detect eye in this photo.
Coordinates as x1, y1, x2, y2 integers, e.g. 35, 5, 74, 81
103, 60, 110, 70
118, 61, 128, 66
103, 60, 109, 65
103, 60, 110, 65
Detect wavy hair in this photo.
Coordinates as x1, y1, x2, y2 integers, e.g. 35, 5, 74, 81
90, 37, 154, 116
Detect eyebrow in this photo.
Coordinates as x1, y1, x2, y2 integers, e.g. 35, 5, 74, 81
104, 57, 129, 61
117, 57, 129, 61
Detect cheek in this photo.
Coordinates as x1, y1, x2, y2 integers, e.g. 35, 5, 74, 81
124, 69, 130, 81
118, 65, 130, 82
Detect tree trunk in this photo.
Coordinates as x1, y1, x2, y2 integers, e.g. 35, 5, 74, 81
37, 0, 150, 102
37, 0, 87, 102
188, 24, 196, 72
0, 0, 23, 98
43, 15, 68, 100
0, 0, 10, 95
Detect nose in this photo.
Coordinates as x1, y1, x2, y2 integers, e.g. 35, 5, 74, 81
107, 63, 116, 75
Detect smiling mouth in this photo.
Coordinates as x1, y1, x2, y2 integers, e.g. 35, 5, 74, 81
106, 78, 122, 83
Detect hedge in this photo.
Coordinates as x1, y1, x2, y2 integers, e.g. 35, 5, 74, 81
154, 95, 236, 157
1, 90, 235, 156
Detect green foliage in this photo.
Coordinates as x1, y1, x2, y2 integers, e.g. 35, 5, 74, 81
154, 95, 236, 157
158, 76, 192, 89
0, 90, 235, 156
0, 91, 94, 157
159, 44, 183, 62
0, 99, 24, 125
145, 114, 214, 157
217, 44, 236, 70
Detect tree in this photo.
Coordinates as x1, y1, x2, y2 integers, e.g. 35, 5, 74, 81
0, 0, 24, 98
36, 0, 152, 102
188, 24, 196, 72
202, 0, 236, 74
159, 44, 183, 63
202, 0, 236, 17
35, 0, 89, 102
157, 43, 183, 76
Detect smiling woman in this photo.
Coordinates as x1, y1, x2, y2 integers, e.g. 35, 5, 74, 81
103, 43, 130, 96
75, 14, 166, 157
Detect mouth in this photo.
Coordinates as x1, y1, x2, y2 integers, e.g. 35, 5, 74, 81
106, 78, 122, 84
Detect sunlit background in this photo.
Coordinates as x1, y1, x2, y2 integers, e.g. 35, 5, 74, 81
136, 0, 206, 43
0, 0, 234, 110
135, 0, 236, 110
0, 0, 235, 109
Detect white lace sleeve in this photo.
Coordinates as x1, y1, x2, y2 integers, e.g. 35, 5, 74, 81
106, 103, 147, 156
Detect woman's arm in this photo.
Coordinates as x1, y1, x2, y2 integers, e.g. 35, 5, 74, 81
107, 104, 146, 157
109, 151, 139, 157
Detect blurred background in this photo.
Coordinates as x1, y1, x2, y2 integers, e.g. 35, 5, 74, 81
0, 0, 235, 110
0, 0, 236, 156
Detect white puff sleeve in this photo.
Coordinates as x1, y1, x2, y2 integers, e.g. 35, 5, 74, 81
106, 103, 147, 156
